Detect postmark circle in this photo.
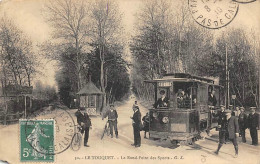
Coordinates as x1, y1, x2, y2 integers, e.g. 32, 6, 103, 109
24, 108, 76, 155
188, 0, 239, 29
232, 0, 256, 4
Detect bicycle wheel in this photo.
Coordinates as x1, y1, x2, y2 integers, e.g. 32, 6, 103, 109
101, 123, 109, 140
71, 133, 82, 151
101, 127, 106, 140
106, 126, 110, 136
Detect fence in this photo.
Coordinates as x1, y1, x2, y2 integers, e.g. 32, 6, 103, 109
0, 98, 51, 125
0, 112, 24, 125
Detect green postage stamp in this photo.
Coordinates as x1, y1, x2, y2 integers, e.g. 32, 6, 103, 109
20, 119, 55, 162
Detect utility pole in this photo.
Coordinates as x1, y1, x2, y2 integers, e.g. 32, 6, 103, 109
257, 43, 260, 110
24, 95, 27, 118
226, 44, 230, 109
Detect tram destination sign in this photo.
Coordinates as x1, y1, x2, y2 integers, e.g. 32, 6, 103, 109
158, 82, 172, 87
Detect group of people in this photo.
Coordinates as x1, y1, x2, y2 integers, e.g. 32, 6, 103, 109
177, 89, 197, 108
74, 98, 259, 156
154, 89, 197, 109
214, 105, 259, 158
75, 101, 150, 148
75, 104, 119, 147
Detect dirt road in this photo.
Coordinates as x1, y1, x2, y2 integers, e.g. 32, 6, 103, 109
0, 98, 259, 164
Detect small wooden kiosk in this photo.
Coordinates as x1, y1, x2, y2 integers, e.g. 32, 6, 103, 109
77, 81, 104, 115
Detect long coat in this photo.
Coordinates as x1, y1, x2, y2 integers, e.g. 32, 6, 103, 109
238, 112, 248, 129
208, 94, 217, 106
216, 110, 226, 125
132, 111, 141, 129
227, 116, 239, 139
248, 113, 259, 129
76, 111, 92, 128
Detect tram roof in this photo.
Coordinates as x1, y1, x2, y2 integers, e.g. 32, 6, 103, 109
145, 73, 221, 86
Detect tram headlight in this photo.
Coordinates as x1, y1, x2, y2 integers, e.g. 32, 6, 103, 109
162, 117, 169, 123
153, 112, 158, 118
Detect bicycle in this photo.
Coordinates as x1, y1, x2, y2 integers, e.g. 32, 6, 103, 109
101, 120, 110, 140
71, 125, 83, 151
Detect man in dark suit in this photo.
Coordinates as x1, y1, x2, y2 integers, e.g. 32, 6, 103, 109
213, 105, 229, 142
102, 104, 118, 138
131, 106, 141, 147
154, 90, 169, 108
238, 107, 247, 143
208, 90, 217, 106
248, 107, 259, 146
75, 107, 92, 147
215, 105, 226, 125
215, 110, 239, 158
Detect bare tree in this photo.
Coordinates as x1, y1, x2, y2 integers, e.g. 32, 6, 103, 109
43, 0, 90, 90
0, 17, 38, 87
131, 0, 213, 101
249, 30, 260, 108
88, 0, 123, 107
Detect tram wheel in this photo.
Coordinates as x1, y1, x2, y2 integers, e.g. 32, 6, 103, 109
180, 140, 187, 146
187, 138, 194, 145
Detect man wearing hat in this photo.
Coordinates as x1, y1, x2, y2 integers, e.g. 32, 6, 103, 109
154, 90, 169, 108
208, 90, 217, 106
229, 105, 234, 111
131, 106, 142, 147
215, 110, 239, 158
133, 100, 138, 109
238, 107, 247, 143
103, 104, 118, 138
76, 107, 92, 147
216, 105, 226, 125
248, 107, 259, 146
213, 105, 229, 142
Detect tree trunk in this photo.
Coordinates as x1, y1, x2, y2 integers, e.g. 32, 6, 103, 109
100, 45, 106, 111
76, 38, 81, 91
27, 74, 31, 87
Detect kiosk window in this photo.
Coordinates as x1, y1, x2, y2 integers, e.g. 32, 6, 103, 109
88, 95, 95, 107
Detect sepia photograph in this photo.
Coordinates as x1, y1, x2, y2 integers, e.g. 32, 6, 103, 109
0, 0, 259, 163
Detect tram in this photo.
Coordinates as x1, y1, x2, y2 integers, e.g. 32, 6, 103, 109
145, 73, 224, 145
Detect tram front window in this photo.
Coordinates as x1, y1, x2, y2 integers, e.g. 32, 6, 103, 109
154, 89, 169, 108
175, 84, 197, 109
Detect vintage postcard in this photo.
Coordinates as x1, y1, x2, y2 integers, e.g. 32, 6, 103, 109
0, 0, 259, 164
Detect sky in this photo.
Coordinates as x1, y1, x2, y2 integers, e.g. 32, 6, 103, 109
0, 0, 259, 88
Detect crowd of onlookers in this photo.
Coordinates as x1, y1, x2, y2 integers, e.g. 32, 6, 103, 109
214, 105, 259, 158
